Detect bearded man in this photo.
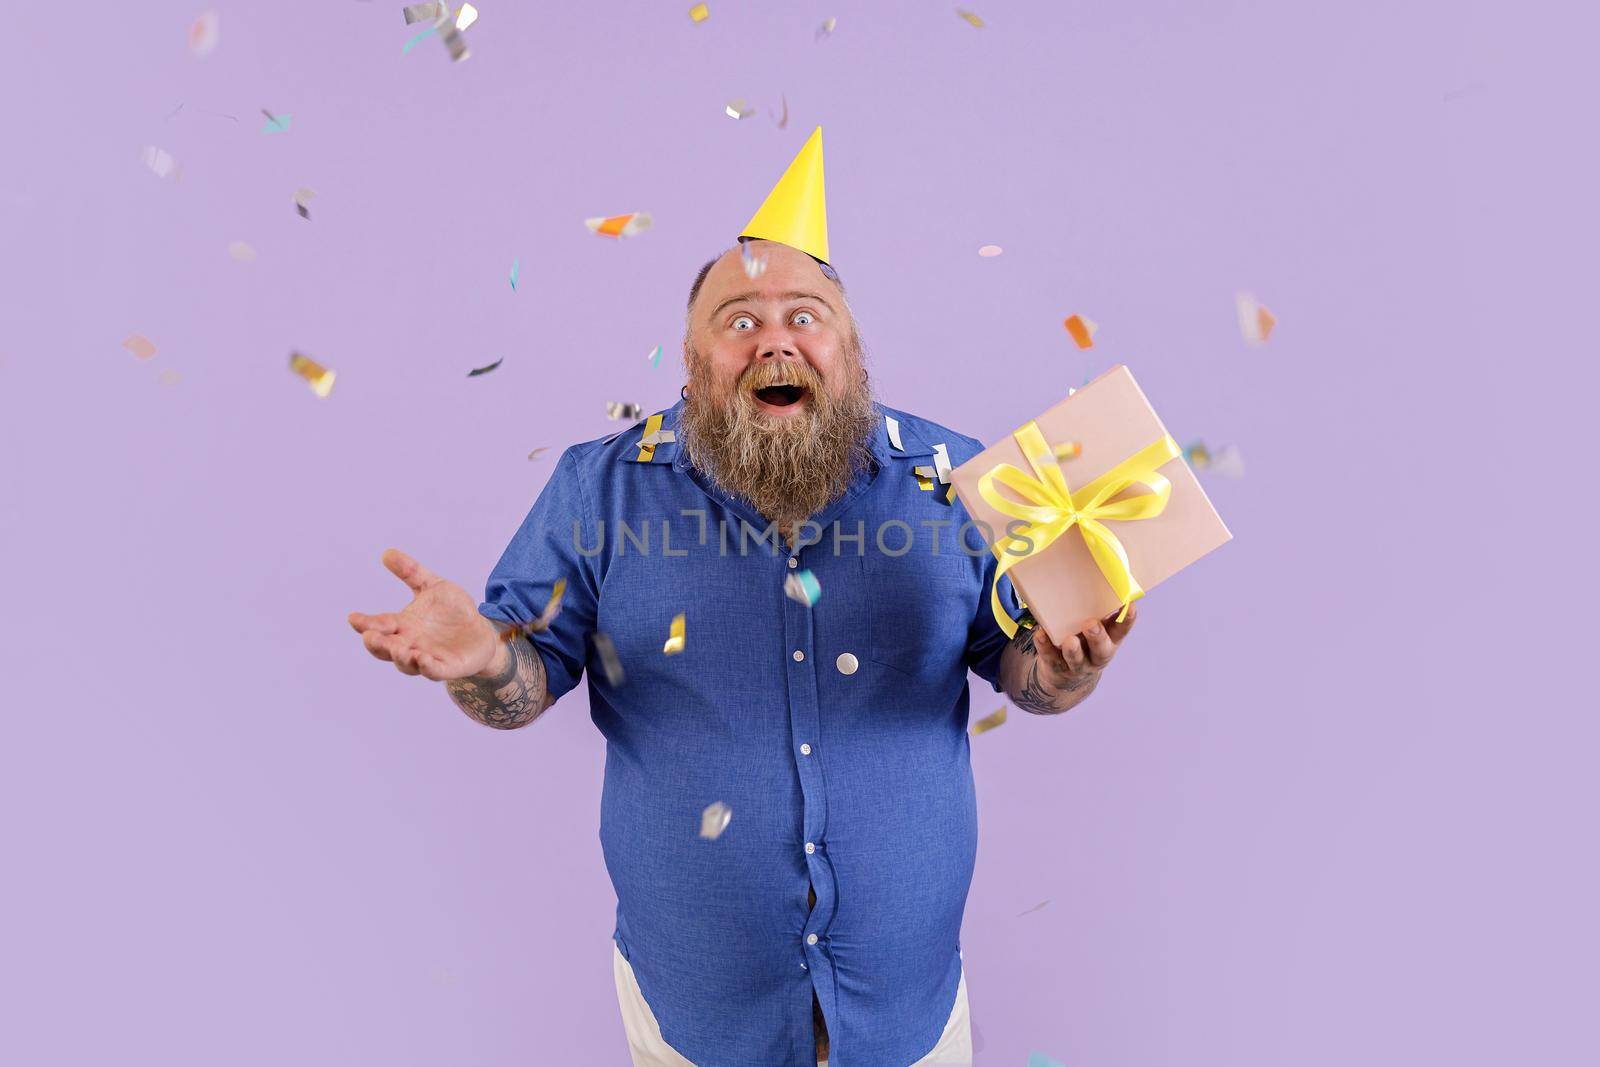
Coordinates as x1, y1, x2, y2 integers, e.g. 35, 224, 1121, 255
348, 130, 1137, 1067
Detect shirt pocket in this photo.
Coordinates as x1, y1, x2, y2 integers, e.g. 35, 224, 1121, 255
864, 551, 982, 681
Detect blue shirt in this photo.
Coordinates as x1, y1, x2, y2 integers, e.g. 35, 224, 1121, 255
479, 399, 1019, 1066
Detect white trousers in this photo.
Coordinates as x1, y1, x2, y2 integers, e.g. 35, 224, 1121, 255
613, 943, 973, 1067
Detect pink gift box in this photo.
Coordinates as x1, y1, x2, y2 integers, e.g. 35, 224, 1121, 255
949, 365, 1233, 646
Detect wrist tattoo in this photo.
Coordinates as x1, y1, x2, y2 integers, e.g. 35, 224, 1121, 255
1010, 625, 1100, 715
446, 637, 548, 730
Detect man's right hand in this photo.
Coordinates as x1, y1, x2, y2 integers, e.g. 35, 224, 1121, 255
347, 548, 506, 682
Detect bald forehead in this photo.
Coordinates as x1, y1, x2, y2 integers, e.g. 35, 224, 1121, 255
694, 242, 843, 321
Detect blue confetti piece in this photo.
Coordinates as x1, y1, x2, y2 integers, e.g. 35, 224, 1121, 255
403, 24, 441, 54
509, 258, 519, 290
1028, 1054, 1066, 1067
646, 343, 664, 369
261, 112, 292, 134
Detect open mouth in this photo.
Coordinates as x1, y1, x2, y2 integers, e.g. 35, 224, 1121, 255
753, 383, 807, 409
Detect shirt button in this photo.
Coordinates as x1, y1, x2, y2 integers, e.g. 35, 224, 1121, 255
787, 557, 799, 569
805, 842, 815, 854
800, 743, 812, 756
807, 933, 819, 946
793, 649, 805, 662
836, 652, 859, 675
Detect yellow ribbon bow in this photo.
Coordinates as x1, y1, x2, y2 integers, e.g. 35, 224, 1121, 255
978, 421, 1181, 638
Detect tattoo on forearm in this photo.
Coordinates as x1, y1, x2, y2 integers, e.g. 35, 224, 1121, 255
1009, 626, 1100, 715
445, 637, 550, 730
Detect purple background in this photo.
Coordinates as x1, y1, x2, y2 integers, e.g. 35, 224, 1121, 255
3, 1, 1594, 1064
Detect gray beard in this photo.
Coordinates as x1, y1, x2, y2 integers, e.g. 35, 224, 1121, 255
677, 364, 876, 531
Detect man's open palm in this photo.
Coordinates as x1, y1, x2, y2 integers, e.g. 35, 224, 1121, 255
347, 548, 498, 682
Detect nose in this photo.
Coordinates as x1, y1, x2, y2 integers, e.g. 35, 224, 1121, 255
754, 324, 799, 362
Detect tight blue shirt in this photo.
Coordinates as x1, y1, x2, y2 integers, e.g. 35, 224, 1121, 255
480, 399, 1019, 1066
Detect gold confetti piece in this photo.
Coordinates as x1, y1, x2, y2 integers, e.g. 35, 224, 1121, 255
467, 357, 503, 377
1016, 899, 1050, 917
970, 705, 1007, 735
978, 244, 1003, 257
816, 16, 836, 39
725, 98, 755, 120
915, 473, 935, 492
499, 579, 567, 641
607, 401, 643, 421
293, 186, 315, 220
402, 2, 447, 23
585, 212, 653, 238
1236, 292, 1276, 345
957, 9, 984, 28
454, 2, 478, 30
527, 446, 549, 461
592, 632, 626, 686
699, 800, 731, 839
289, 351, 336, 398
1063, 313, 1097, 349
227, 241, 256, 262
122, 334, 157, 360
158, 368, 182, 386
689, 2, 710, 23
663, 612, 686, 655
140, 145, 180, 181
188, 10, 220, 56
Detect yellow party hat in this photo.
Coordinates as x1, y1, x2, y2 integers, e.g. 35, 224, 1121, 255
740, 126, 829, 264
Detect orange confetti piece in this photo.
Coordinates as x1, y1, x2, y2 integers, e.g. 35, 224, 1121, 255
1063, 313, 1097, 349
586, 212, 653, 238
122, 334, 157, 360
1236, 292, 1276, 345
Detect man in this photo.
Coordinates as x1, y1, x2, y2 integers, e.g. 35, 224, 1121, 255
347, 129, 1137, 1066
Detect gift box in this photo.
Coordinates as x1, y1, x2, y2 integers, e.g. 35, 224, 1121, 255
949, 365, 1232, 646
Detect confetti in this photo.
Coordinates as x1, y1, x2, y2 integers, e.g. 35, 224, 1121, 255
227, 241, 256, 262
931, 442, 952, 484
607, 401, 643, 421
188, 10, 220, 55
1063, 313, 1097, 349
157, 368, 182, 386
699, 801, 731, 839
884, 415, 904, 451
1053, 440, 1082, 461
1027, 1054, 1066, 1067
957, 9, 985, 28
499, 579, 566, 640
977, 244, 1003, 257
645, 344, 664, 368
1236, 292, 1276, 345
509, 258, 519, 290
689, 3, 710, 23
1185, 440, 1245, 479
402, 2, 446, 23
725, 98, 755, 120
140, 145, 180, 181
454, 3, 478, 30
402, 23, 440, 52
289, 351, 336, 398
585, 212, 653, 238
260, 109, 291, 134
816, 16, 836, 40
784, 569, 822, 607
640, 427, 675, 448
663, 612, 686, 655
467, 357, 503, 377
1016, 899, 1050, 917
293, 187, 315, 219
741, 241, 768, 278
592, 632, 626, 687
527, 447, 549, 461
438, 22, 470, 61
772, 94, 789, 130
970, 705, 1007, 735
122, 334, 157, 360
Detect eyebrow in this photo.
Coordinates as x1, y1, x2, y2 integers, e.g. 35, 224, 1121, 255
707, 290, 836, 323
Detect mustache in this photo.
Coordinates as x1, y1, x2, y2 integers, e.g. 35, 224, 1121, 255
737, 360, 825, 394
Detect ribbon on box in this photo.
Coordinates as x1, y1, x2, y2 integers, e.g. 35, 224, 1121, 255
979, 421, 1181, 638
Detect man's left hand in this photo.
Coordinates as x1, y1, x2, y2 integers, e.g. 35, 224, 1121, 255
1029, 601, 1138, 691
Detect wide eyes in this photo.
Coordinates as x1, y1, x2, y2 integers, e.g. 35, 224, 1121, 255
728, 310, 817, 331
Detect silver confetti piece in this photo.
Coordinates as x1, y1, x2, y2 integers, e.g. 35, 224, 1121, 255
592, 632, 625, 687
699, 801, 732, 840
